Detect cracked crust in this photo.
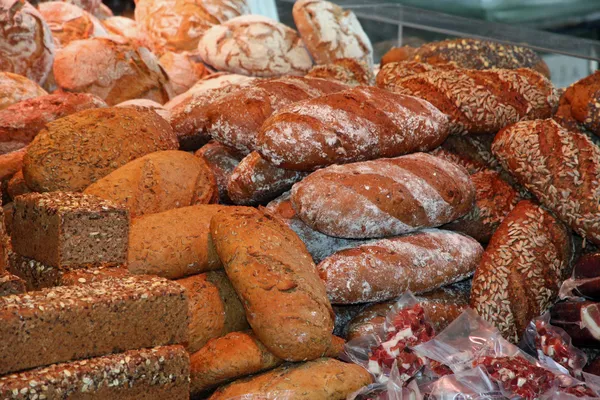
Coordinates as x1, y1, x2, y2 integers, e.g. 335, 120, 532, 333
37, 1, 107, 48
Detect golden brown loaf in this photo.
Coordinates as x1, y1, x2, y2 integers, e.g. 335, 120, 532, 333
382, 68, 557, 135
376, 61, 457, 89
195, 141, 242, 204
554, 70, 600, 135
23, 107, 178, 192
306, 58, 375, 86
290, 153, 475, 239
470, 200, 572, 343
159, 51, 211, 96
0, 72, 47, 111
210, 207, 334, 361
257, 86, 450, 171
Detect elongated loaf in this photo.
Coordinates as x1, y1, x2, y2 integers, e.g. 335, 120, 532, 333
210, 207, 334, 361
384, 68, 557, 135
493, 119, 600, 246
291, 153, 475, 239
376, 61, 457, 89
195, 141, 242, 204
318, 229, 483, 304
470, 200, 572, 343
306, 58, 374, 86
257, 86, 450, 171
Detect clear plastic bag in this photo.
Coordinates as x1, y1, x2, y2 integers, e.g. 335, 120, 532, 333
225, 391, 295, 400
347, 366, 423, 400
421, 366, 505, 400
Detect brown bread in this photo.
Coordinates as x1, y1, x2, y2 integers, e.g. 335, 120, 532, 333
210, 207, 334, 361
376, 61, 457, 89
492, 119, 600, 245
470, 200, 572, 343
306, 58, 374, 86
257, 86, 450, 171
84, 150, 218, 218
290, 153, 475, 239
0, 272, 25, 297
0, 72, 47, 111
195, 141, 242, 204
0, 147, 25, 184
554, 71, 600, 135
176, 271, 248, 354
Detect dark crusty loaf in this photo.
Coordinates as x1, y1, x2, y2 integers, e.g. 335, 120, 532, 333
6, 170, 32, 200
384, 68, 557, 135
210, 207, 334, 361
318, 229, 483, 304
470, 200, 572, 343
554, 70, 600, 135
195, 141, 243, 204
376, 61, 457, 90
257, 86, 450, 171
0, 346, 190, 399
306, 58, 374, 86
0, 272, 25, 297
0, 275, 188, 375
492, 119, 600, 245
290, 153, 475, 239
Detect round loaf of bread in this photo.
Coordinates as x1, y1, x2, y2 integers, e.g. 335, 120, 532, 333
293, 0, 373, 66
53, 36, 173, 106
0, 0, 55, 84
0, 72, 47, 110
101, 16, 140, 41
198, 15, 313, 77
159, 51, 211, 95
37, 2, 107, 48
23, 107, 178, 192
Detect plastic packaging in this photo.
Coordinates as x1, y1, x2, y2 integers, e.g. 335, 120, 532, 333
226, 391, 295, 400
422, 366, 505, 400
348, 367, 422, 400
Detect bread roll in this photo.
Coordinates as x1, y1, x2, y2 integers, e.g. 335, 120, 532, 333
554, 71, 600, 136
210, 207, 334, 361
37, 2, 107, 48
198, 15, 313, 77
306, 58, 374, 86
101, 16, 141, 41
195, 141, 242, 204
0, 0, 54, 84
470, 200, 572, 343
159, 51, 211, 95
115, 98, 170, 120
23, 107, 178, 192
257, 86, 450, 171
0, 72, 47, 111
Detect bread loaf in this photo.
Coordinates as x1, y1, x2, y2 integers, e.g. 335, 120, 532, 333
227, 152, 308, 206
115, 98, 170, 120
293, 0, 373, 66
0, 147, 26, 184
195, 141, 242, 204
159, 51, 211, 95
37, 1, 107, 48
384, 68, 557, 135
176, 271, 248, 353
6, 170, 31, 200
376, 61, 457, 90
493, 119, 600, 246
554, 70, 600, 136
306, 58, 374, 86
101, 16, 141, 41
257, 86, 450, 171
206, 76, 347, 155
209, 358, 372, 400
0, 72, 47, 110
23, 107, 178, 192
210, 207, 334, 361
470, 200, 572, 343
291, 153, 475, 239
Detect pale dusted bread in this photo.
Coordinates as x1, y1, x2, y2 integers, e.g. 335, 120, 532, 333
318, 229, 483, 304
115, 98, 170, 120
0, 72, 47, 110
53, 36, 173, 106
257, 86, 450, 171
37, 1, 107, 48
306, 58, 374, 86
159, 51, 211, 95
291, 153, 475, 239
198, 15, 313, 77
293, 0, 373, 66
195, 141, 242, 204
0, 0, 55, 84
101, 16, 141, 41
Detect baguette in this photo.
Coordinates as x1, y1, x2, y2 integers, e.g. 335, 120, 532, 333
257, 86, 450, 171
195, 141, 242, 204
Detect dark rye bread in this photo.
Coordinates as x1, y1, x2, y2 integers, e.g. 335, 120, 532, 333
210, 207, 335, 361
492, 119, 600, 245
0, 346, 190, 399
385, 68, 557, 135
257, 86, 450, 171
554, 70, 600, 135
0, 275, 188, 375
290, 153, 475, 239
470, 200, 572, 343
195, 141, 242, 204
306, 58, 374, 86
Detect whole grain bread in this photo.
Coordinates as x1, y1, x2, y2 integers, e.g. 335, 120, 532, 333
195, 141, 242, 204
306, 58, 374, 86
0, 72, 47, 111
38, 1, 107, 48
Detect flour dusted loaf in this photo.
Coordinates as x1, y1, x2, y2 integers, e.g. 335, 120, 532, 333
293, 0, 372, 66
493, 119, 600, 245
37, 1, 107, 48
210, 207, 334, 361
23, 107, 178, 192
159, 51, 211, 95
101, 16, 140, 40
291, 153, 475, 239
198, 15, 313, 77
257, 86, 450, 171
470, 200, 572, 343
195, 141, 242, 203
306, 58, 374, 86
0, 72, 47, 111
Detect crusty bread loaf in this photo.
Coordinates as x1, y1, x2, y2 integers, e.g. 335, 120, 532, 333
176, 271, 248, 353
554, 70, 600, 136
0, 72, 47, 110
209, 358, 372, 400
84, 150, 217, 218
23, 107, 178, 192
206, 76, 347, 155
227, 152, 307, 206
306, 58, 374, 86
376, 61, 457, 89
257, 86, 450, 171
195, 141, 242, 204
210, 207, 334, 361
7, 170, 32, 200
159, 51, 211, 95
383, 68, 557, 135
471, 200, 572, 343
0, 0, 54, 84
198, 15, 313, 77
101, 16, 140, 40
493, 119, 600, 246
293, 0, 373, 66
93, 2, 113, 19
291, 153, 475, 239
0, 147, 26, 184
115, 98, 171, 120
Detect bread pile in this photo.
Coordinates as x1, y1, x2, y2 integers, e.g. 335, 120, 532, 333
2, 0, 600, 397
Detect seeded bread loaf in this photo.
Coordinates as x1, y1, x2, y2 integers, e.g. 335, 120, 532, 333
290, 153, 475, 239
306, 58, 374, 86
257, 86, 450, 171
0, 72, 47, 110
210, 207, 335, 361
470, 200, 573, 343
376, 61, 457, 89
0, 271, 25, 297
37, 1, 107, 48
195, 141, 242, 204
23, 107, 178, 192
554, 71, 600, 135
159, 51, 211, 95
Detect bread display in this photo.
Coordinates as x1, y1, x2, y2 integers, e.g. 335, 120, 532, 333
257, 86, 450, 171
555, 70, 600, 135
195, 141, 242, 203
306, 58, 375, 86
291, 153, 475, 239
0, 72, 47, 110
159, 51, 211, 95
293, 0, 373, 66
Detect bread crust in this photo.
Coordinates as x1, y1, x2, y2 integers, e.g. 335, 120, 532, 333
0, 72, 47, 111
555, 70, 600, 136
37, 1, 107, 48
159, 51, 211, 95
195, 141, 242, 204
306, 58, 374, 86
